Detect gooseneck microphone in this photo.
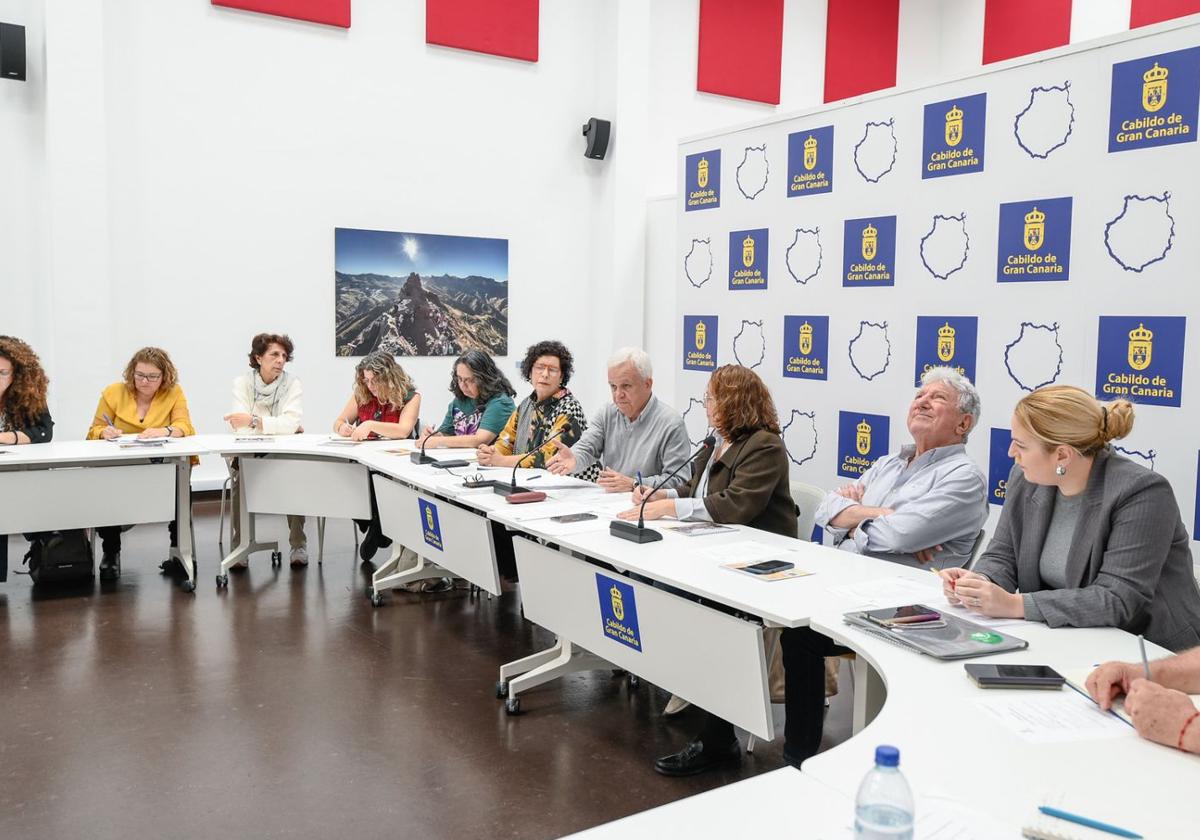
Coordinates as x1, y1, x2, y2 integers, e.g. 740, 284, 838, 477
493, 426, 569, 496
609, 436, 716, 544
410, 425, 437, 465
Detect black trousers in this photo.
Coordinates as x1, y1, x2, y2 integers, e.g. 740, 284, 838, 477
692, 626, 850, 761
97, 521, 177, 555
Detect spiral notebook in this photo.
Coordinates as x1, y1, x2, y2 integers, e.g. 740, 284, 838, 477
1022, 812, 1141, 839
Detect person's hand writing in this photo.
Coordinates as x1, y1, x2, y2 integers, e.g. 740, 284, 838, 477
350, 421, 374, 442
951, 574, 1024, 618
415, 425, 437, 445
598, 469, 635, 493
1125, 678, 1199, 750
631, 485, 659, 506
224, 412, 253, 430
335, 421, 354, 438
1086, 661, 1142, 711
100, 426, 121, 441
617, 499, 674, 521
545, 440, 576, 475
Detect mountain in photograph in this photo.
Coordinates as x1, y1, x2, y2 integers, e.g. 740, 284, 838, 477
335, 271, 508, 357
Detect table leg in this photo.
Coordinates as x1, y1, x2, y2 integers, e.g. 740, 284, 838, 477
496, 636, 613, 713
218, 458, 278, 576
170, 459, 196, 593
852, 655, 886, 733
369, 547, 449, 603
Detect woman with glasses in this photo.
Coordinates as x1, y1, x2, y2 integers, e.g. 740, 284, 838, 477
417, 349, 516, 449
477, 340, 598, 480
332, 351, 421, 562
86, 347, 195, 579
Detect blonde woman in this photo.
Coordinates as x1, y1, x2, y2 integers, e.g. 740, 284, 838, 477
940, 385, 1200, 652
87, 347, 196, 579
333, 351, 420, 561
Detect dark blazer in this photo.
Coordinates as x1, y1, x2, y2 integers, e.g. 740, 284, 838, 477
974, 449, 1200, 652
680, 429, 797, 539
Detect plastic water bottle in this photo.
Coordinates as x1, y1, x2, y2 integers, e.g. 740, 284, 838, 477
853, 745, 914, 840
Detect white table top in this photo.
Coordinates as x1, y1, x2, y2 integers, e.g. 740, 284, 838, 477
0, 438, 209, 465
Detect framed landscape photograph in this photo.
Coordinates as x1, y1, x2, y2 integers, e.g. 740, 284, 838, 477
334, 227, 508, 357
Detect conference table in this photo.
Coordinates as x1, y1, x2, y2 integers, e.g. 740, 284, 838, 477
0, 438, 206, 590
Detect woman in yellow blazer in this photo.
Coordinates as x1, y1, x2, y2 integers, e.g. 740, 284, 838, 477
87, 347, 195, 580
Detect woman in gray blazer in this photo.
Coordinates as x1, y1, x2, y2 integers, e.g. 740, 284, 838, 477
940, 385, 1200, 652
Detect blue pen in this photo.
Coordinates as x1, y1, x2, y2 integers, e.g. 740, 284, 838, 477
635, 471, 643, 489
1038, 806, 1142, 839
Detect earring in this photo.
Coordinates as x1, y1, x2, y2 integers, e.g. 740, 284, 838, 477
1055, 465, 1066, 476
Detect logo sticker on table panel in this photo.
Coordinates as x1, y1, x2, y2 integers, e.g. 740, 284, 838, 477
419, 499, 443, 551
596, 573, 642, 652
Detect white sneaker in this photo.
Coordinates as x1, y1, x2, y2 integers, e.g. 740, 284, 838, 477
663, 694, 691, 716
289, 546, 309, 567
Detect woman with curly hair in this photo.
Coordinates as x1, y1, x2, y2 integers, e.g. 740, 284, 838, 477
0, 335, 53, 446
417, 349, 516, 449
477, 340, 599, 481
620, 364, 797, 777
86, 346, 196, 579
332, 351, 421, 563
1, 336, 54, 581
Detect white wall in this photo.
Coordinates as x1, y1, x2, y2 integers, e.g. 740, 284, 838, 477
22, 0, 623, 455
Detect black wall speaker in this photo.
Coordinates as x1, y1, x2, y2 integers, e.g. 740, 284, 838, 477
582, 117, 611, 160
0, 23, 26, 82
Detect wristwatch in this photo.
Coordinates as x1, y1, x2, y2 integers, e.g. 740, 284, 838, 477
250, 415, 260, 430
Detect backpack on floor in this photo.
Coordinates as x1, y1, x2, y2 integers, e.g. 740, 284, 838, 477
24, 530, 94, 584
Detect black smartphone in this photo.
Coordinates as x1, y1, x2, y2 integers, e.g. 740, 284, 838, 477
550, 512, 598, 524
964, 663, 1065, 689
743, 559, 795, 575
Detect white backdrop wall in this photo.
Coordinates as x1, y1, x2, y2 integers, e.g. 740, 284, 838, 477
674, 18, 1200, 547
5, 0, 624, 465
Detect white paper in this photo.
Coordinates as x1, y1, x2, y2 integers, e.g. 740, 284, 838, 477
916, 795, 1012, 840
699, 541, 796, 564
827, 576, 941, 608
937, 598, 1031, 629
975, 689, 1134, 744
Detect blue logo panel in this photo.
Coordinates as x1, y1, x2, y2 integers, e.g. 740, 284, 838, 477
728, 228, 769, 290
683, 315, 718, 371
1095, 316, 1186, 407
419, 499, 443, 551
1109, 47, 1200, 152
786, 125, 834, 197
685, 149, 721, 211
842, 216, 896, 287
596, 573, 642, 651
914, 316, 978, 385
837, 411, 890, 479
997, 197, 1073, 283
1194, 453, 1200, 542
988, 428, 1014, 507
922, 92, 986, 178
782, 315, 829, 380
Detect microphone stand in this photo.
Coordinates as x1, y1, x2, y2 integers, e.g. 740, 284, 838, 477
410, 427, 437, 465
493, 427, 568, 496
609, 436, 715, 544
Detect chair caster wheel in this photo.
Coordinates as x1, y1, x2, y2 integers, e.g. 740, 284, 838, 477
495, 680, 508, 699
370, 592, 385, 608
270, 551, 282, 568
505, 697, 521, 715
216, 574, 229, 589
181, 579, 196, 594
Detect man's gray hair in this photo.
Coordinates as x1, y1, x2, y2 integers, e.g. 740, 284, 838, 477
921, 366, 981, 440
607, 347, 653, 379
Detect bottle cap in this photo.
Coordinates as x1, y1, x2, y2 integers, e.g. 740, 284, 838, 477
874, 745, 900, 767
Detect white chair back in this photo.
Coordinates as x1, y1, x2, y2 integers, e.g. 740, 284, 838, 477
790, 480, 827, 543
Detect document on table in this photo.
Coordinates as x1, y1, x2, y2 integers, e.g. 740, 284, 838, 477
698, 541, 797, 564
1061, 667, 1200, 724
816, 795, 1011, 839
659, 521, 736, 537
937, 598, 1030, 629
827, 576, 941, 608
975, 688, 1134, 743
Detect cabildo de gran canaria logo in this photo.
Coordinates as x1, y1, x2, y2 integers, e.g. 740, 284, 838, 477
997, 197, 1073, 283
685, 149, 722, 210
782, 315, 828, 380
595, 573, 642, 651
787, 125, 834, 196
988, 428, 1014, 507
842, 216, 896, 287
1094, 316, 1186, 407
914, 316, 978, 385
683, 315, 718, 371
922, 92, 986, 178
838, 411, 889, 478
419, 498, 443, 551
728, 228, 768, 289
1109, 47, 1200, 152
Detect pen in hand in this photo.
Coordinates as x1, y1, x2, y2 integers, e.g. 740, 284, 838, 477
1138, 634, 1151, 681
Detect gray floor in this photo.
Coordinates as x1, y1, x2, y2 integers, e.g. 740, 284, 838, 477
0, 498, 853, 839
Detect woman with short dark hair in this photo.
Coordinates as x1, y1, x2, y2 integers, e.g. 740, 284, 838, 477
417, 349, 516, 449
477, 340, 598, 480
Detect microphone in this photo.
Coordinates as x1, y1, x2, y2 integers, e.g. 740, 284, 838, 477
492, 425, 569, 496
609, 436, 716, 544
410, 424, 436, 464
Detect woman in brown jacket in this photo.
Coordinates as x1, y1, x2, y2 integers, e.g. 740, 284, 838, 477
619, 364, 797, 775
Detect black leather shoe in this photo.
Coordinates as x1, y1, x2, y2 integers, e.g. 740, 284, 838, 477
99, 552, 121, 581
359, 530, 380, 562
654, 738, 741, 777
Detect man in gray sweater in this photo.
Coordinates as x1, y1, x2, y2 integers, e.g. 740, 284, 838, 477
547, 347, 692, 492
